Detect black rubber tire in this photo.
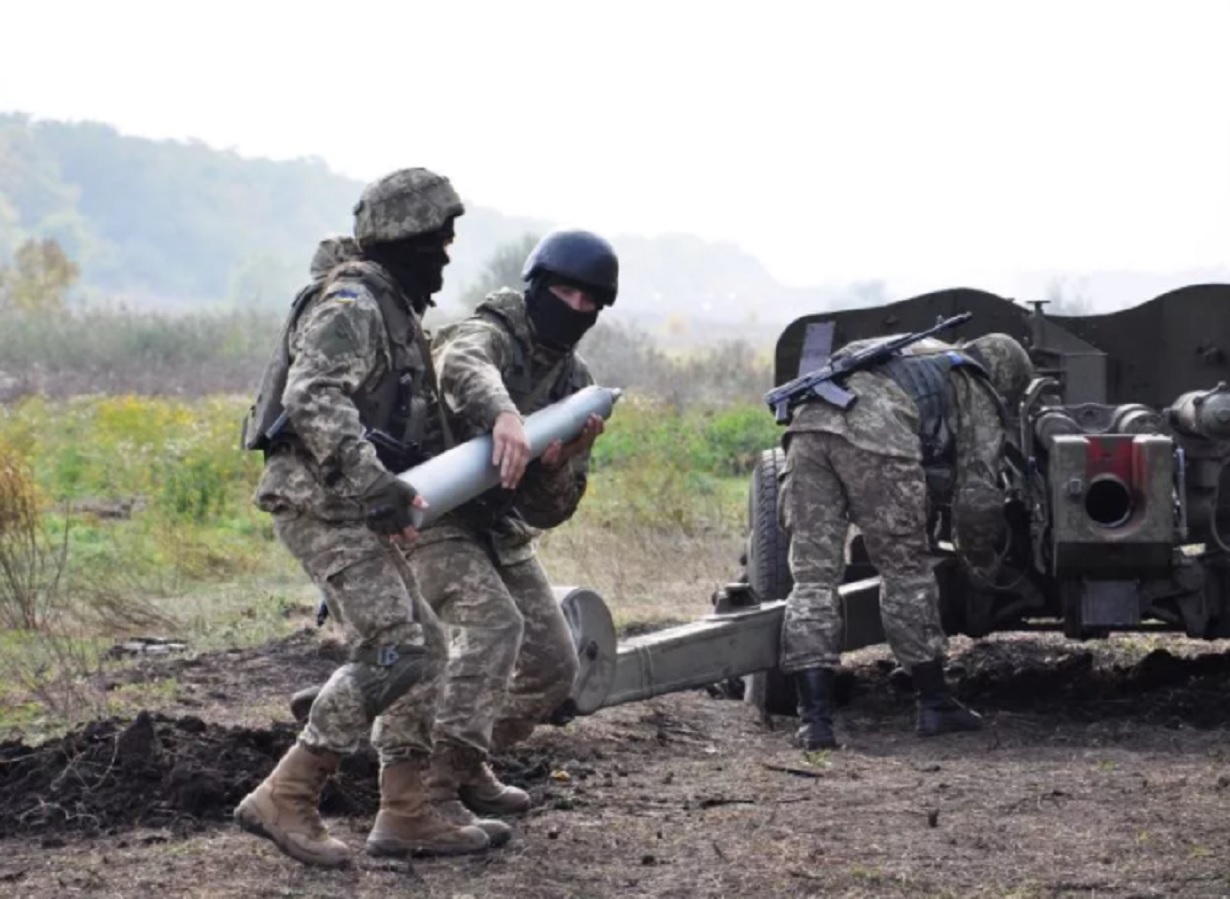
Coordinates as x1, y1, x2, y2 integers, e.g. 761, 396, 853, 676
742, 446, 800, 718
746, 447, 794, 602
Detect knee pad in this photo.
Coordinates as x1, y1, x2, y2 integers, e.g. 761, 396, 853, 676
351, 642, 436, 718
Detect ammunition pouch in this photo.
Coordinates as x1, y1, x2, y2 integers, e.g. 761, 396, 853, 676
363, 427, 427, 474
454, 485, 519, 534
879, 352, 959, 466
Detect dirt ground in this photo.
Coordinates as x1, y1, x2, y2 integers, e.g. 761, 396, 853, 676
4, 627, 1230, 898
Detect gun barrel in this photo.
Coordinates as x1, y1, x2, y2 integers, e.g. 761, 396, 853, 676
1168, 384, 1230, 441
396, 385, 623, 528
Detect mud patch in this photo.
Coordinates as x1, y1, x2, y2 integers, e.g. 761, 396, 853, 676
8, 630, 1230, 899
0, 712, 369, 839
951, 639, 1230, 727
0, 709, 563, 841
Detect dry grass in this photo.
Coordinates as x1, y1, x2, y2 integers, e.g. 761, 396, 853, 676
539, 521, 742, 633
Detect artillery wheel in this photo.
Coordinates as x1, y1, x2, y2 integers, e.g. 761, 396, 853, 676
743, 447, 799, 718
555, 586, 617, 716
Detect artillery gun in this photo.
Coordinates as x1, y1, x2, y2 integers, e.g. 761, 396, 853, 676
733, 283, 1230, 714
289, 284, 1230, 726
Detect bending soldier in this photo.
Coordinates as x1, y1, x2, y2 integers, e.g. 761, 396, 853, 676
778, 331, 1034, 749
234, 168, 494, 866
406, 228, 615, 843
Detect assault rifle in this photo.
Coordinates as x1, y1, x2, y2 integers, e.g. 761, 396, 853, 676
764, 311, 974, 424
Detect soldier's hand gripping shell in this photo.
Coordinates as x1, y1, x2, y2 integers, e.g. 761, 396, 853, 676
542, 413, 605, 469
360, 472, 426, 541
491, 411, 531, 489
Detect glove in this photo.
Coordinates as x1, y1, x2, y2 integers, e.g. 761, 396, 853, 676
360, 471, 420, 536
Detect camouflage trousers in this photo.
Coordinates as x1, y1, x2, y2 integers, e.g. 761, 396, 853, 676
407, 535, 580, 755
777, 430, 947, 672
273, 512, 447, 765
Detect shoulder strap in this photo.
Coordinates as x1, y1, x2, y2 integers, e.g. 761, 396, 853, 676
415, 325, 456, 450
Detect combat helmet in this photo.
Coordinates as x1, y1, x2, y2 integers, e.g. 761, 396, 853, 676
961, 333, 1034, 407
353, 167, 464, 247
522, 228, 619, 306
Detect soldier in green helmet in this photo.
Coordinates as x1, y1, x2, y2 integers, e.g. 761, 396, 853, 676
234, 168, 500, 867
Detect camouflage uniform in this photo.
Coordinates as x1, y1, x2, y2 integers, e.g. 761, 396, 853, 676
410, 288, 588, 755
252, 266, 447, 762
778, 333, 1033, 746
285, 228, 617, 838
234, 168, 494, 867
779, 358, 1006, 671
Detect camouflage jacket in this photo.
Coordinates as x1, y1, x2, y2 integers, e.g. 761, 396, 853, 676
253, 260, 430, 522
786, 338, 1007, 564
415, 288, 594, 563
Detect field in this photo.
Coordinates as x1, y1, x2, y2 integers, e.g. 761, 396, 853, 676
4, 629, 1230, 898
3, 365, 1230, 896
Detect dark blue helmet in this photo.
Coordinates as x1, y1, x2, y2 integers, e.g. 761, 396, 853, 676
522, 228, 619, 306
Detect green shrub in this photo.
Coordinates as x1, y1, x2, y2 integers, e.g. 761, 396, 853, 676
590, 395, 778, 478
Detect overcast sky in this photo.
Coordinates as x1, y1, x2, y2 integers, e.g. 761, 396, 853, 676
1, 0, 1227, 294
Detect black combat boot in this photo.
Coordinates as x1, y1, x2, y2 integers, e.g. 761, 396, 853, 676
794, 667, 838, 750
911, 659, 983, 736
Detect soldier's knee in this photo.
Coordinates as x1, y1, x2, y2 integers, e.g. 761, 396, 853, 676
361, 647, 436, 717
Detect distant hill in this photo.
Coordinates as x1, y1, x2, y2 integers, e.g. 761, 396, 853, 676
0, 112, 840, 344
2, 112, 1225, 346
0, 112, 544, 310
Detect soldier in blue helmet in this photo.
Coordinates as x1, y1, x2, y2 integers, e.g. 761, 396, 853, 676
402, 228, 618, 845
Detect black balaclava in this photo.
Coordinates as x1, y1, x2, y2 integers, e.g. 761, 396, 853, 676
363, 219, 454, 314
525, 275, 604, 350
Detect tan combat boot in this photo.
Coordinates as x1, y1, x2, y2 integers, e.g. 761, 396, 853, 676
365, 756, 491, 858
454, 743, 532, 816
233, 741, 351, 868
426, 744, 513, 848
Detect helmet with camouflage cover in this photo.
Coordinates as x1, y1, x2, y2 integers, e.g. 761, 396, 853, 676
960, 333, 1034, 408
352, 167, 464, 247
309, 235, 360, 278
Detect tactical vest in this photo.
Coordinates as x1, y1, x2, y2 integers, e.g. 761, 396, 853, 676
488, 303, 587, 414
241, 260, 434, 470
434, 291, 588, 530
873, 350, 993, 499
436, 291, 588, 419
